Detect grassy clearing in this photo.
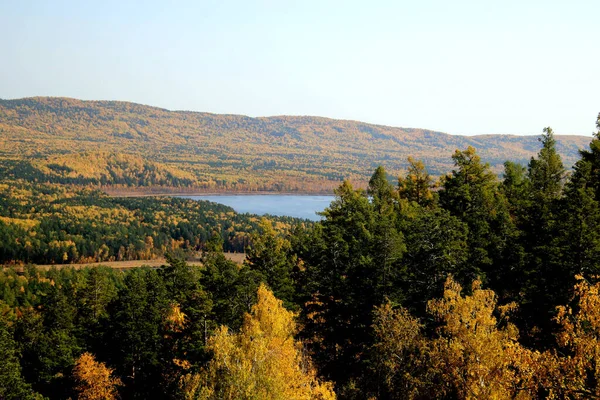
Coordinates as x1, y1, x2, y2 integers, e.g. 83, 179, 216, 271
4, 252, 246, 271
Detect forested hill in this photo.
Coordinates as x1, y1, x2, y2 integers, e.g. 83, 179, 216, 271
0, 96, 591, 192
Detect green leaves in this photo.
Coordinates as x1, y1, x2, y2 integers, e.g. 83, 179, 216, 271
528, 128, 565, 202
0, 315, 44, 400
439, 147, 515, 284
244, 219, 296, 308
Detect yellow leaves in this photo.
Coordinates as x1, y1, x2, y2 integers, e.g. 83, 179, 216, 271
551, 275, 600, 398
33, 151, 198, 186
373, 277, 546, 399
274, 221, 288, 231
373, 303, 423, 359
373, 276, 600, 399
2, 97, 594, 192
173, 358, 192, 370
428, 278, 514, 341
195, 284, 336, 400
427, 277, 532, 399
179, 373, 202, 400
243, 284, 296, 340
0, 216, 39, 230
165, 303, 186, 333
372, 302, 426, 398
73, 352, 121, 400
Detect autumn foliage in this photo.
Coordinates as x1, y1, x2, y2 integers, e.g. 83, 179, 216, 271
0, 97, 590, 193
552, 275, 600, 398
3, 114, 600, 399
372, 275, 600, 399
192, 284, 335, 400
73, 352, 121, 400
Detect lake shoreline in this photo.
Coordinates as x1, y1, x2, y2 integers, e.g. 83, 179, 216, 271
105, 190, 335, 198
180, 194, 334, 221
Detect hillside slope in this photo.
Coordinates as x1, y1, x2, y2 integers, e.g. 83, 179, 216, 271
0, 97, 592, 192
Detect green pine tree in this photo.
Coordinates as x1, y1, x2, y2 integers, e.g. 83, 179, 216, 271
0, 313, 44, 400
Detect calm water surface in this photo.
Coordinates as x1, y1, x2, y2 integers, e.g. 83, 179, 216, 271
184, 195, 335, 221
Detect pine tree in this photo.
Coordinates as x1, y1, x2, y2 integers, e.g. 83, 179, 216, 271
402, 208, 468, 314
244, 218, 296, 307
528, 128, 565, 202
368, 166, 405, 301
555, 116, 600, 284
398, 157, 434, 208
109, 268, 170, 399
520, 127, 567, 341
0, 314, 43, 400
501, 160, 529, 219
439, 147, 515, 285
299, 180, 377, 391
576, 113, 600, 198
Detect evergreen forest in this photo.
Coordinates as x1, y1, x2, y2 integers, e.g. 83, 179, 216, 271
3, 114, 600, 399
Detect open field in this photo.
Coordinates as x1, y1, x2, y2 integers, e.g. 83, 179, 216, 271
2, 252, 247, 271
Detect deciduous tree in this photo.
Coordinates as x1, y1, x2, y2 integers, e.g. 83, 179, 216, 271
73, 352, 121, 400
195, 284, 335, 400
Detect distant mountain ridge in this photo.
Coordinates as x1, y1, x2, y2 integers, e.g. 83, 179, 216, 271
0, 97, 593, 192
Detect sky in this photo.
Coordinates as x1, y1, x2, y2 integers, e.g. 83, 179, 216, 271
1, 0, 599, 136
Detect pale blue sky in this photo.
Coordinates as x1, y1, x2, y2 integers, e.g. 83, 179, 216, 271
1, 0, 598, 135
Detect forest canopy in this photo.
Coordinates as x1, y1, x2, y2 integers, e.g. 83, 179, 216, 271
2, 113, 600, 399
0, 181, 309, 265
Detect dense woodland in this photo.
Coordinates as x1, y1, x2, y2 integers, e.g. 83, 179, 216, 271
0, 152, 198, 188
2, 114, 600, 399
0, 97, 590, 193
0, 182, 307, 264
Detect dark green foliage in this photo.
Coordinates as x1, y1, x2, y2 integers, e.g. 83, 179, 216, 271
558, 162, 600, 278
201, 251, 262, 330
0, 313, 44, 400
0, 258, 263, 400
12, 270, 81, 399
295, 169, 408, 394
528, 128, 565, 201
244, 219, 297, 308
298, 181, 377, 388
108, 268, 170, 399
516, 128, 568, 343
575, 113, 600, 199
501, 160, 529, 218
76, 266, 121, 351
439, 147, 518, 286
368, 167, 405, 301
401, 208, 468, 314
551, 118, 600, 300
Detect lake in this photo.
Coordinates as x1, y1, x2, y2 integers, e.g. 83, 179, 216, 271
183, 195, 335, 221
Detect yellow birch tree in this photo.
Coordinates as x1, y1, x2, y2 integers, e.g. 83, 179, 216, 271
191, 284, 335, 400
73, 352, 121, 400
427, 277, 542, 400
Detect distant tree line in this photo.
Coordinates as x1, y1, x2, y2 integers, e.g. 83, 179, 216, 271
0, 183, 308, 264
0, 153, 198, 188
0, 96, 589, 194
